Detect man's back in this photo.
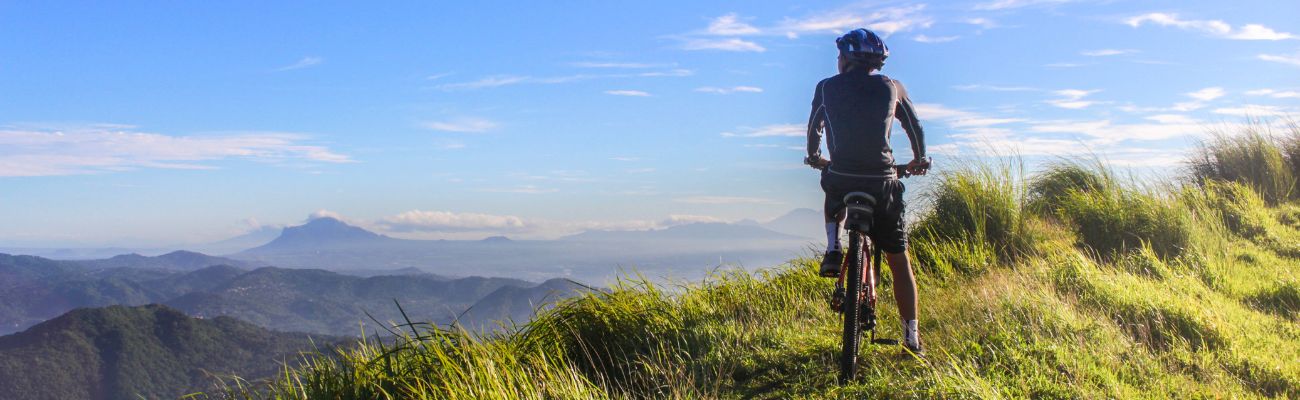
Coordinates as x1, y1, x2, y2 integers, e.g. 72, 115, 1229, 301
809, 68, 924, 177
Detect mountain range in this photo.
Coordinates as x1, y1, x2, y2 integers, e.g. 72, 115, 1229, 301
231, 212, 821, 283
0, 209, 825, 281
0, 253, 586, 336
0, 304, 337, 400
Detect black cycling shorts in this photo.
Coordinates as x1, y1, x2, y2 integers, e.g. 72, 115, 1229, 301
821, 170, 907, 254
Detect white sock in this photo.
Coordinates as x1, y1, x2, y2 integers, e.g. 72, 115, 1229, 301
825, 222, 841, 252
902, 319, 919, 347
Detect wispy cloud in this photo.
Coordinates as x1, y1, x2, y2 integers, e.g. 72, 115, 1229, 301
479, 185, 559, 194
1259, 51, 1300, 67
914, 34, 960, 43
570, 61, 673, 69
681, 38, 766, 52
1081, 48, 1138, 56
1185, 87, 1226, 101
0, 124, 351, 177
1246, 89, 1300, 99
695, 86, 763, 94
605, 90, 652, 97
674, 196, 780, 205
678, 5, 930, 52
437, 75, 530, 90
275, 56, 323, 71
706, 13, 761, 36
1213, 105, 1291, 117
438, 69, 692, 91
423, 117, 498, 133
378, 210, 529, 233
913, 103, 1026, 127
425, 72, 454, 80
1046, 89, 1100, 109
975, 0, 1079, 10
720, 124, 803, 137
778, 4, 931, 37
965, 18, 998, 29
1125, 13, 1296, 40
953, 84, 1039, 92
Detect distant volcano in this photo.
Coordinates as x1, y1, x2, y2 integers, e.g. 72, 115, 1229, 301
242, 217, 397, 253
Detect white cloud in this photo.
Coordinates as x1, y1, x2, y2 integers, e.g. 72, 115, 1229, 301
379, 210, 529, 233
308, 209, 349, 222
721, 124, 803, 137
1029, 119, 1204, 142
276, 56, 323, 71
661, 214, 725, 226
912, 103, 1026, 128
707, 13, 760, 36
0, 124, 351, 177
765, 4, 931, 38
1145, 114, 1198, 124
570, 61, 670, 69
1185, 87, 1226, 101
1213, 105, 1290, 117
914, 34, 959, 43
437, 75, 530, 90
1081, 49, 1138, 56
674, 196, 780, 205
605, 90, 652, 97
423, 118, 497, 133
1047, 89, 1100, 109
480, 185, 559, 194
695, 86, 764, 94
975, 0, 1078, 10
1246, 89, 1300, 99
681, 38, 766, 52
425, 72, 454, 80
1125, 13, 1296, 40
636, 68, 695, 77
1232, 24, 1298, 40
965, 18, 998, 29
953, 84, 1038, 92
1259, 51, 1300, 67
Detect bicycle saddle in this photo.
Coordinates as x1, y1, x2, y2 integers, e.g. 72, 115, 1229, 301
843, 192, 877, 233
843, 192, 877, 206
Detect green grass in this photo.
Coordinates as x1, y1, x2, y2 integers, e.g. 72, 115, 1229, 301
1190, 122, 1298, 204
210, 131, 1300, 399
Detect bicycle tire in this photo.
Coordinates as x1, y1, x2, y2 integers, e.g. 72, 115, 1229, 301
839, 233, 863, 384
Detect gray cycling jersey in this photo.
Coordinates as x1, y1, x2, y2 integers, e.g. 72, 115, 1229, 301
806, 68, 925, 177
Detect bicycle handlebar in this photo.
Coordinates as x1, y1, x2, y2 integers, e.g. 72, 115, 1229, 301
806, 157, 932, 177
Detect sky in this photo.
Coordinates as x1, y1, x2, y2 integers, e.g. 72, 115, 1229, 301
1, 0, 1298, 247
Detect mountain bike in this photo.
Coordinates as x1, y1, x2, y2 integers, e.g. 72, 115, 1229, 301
826, 162, 925, 384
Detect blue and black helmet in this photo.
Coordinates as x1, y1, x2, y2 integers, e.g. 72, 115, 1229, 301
836, 28, 889, 60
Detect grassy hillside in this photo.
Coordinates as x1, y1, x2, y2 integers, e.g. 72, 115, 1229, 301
213, 124, 1298, 399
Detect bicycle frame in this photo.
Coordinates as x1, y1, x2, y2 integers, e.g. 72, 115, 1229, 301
834, 161, 926, 384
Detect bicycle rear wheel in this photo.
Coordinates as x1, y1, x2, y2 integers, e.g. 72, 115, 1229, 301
839, 233, 863, 384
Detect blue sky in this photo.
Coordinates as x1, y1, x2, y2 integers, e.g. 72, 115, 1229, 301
2, 0, 1298, 247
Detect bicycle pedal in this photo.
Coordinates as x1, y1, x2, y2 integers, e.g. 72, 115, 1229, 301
829, 288, 845, 312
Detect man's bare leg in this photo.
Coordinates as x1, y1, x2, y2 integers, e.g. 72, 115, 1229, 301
884, 250, 916, 319
886, 250, 921, 352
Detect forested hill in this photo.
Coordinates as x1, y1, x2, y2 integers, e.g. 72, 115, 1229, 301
0, 304, 336, 400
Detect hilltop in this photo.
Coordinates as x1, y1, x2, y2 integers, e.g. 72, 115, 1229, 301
212, 126, 1299, 399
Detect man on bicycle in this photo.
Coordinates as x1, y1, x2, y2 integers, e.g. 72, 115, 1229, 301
804, 28, 930, 355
